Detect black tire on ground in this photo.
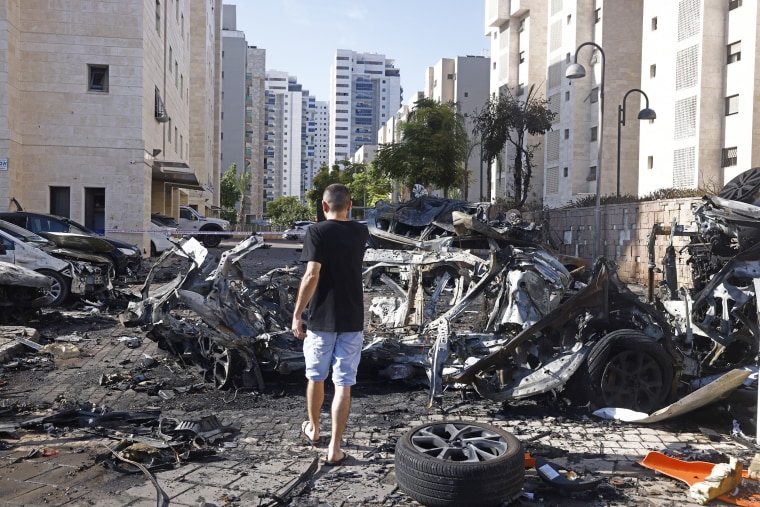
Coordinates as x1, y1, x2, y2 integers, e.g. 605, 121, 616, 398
583, 329, 674, 413
394, 421, 524, 507
201, 232, 222, 248
36, 269, 70, 307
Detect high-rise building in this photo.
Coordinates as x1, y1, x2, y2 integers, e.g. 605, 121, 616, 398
425, 56, 491, 201
246, 46, 267, 220
221, 4, 246, 192
328, 50, 402, 164
486, 0, 760, 208
639, 0, 760, 195
265, 72, 328, 204
0, 0, 222, 254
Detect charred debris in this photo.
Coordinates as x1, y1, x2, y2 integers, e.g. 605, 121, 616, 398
106, 184, 760, 416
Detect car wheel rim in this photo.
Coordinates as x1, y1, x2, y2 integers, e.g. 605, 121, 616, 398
409, 422, 510, 462
42, 277, 62, 303
600, 350, 663, 412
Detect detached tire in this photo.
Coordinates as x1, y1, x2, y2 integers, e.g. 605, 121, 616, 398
584, 329, 674, 413
395, 421, 524, 507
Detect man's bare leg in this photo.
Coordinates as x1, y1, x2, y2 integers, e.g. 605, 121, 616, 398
327, 385, 351, 462
305, 379, 324, 441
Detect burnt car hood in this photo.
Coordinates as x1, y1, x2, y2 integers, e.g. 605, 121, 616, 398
0, 260, 52, 288
41, 232, 114, 255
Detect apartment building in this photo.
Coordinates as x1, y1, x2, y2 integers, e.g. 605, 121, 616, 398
0, 0, 221, 254
265, 72, 328, 204
639, 0, 760, 194
487, 0, 760, 207
487, 0, 643, 207
328, 49, 402, 164
245, 46, 266, 220
221, 4, 246, 189
425, 56, 491, 201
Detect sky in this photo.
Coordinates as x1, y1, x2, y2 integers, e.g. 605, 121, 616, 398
226, 0, 490, 101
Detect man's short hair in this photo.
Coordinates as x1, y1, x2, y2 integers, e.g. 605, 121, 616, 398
323, 184, 351, 212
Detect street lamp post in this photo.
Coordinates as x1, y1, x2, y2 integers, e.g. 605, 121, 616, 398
616, 89, 656, 197
566, 41, 606, 261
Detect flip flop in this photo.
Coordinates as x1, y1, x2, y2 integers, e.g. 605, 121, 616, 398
300, 421, 320, 445
324, 451, 352, 466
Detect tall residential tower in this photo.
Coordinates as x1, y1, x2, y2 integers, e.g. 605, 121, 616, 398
328, 50, 402, 164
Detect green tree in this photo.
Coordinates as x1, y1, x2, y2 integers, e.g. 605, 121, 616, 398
220, 164, 240, 209
348, 163, 392, 210
374, 98, 469, 198
266, 196, 313, 231
233, 166, 252, 224
473, 85, 555, 209
219, 163, 252, 224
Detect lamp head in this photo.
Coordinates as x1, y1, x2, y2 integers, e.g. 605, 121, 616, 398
637, 108, 657, 120
565, 63, 586, 79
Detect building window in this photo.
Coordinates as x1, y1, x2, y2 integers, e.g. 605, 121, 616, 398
590, 126, 598, 141
168, 120, 172, 142
590, 87, 599, 103
493, 62, 496, 70
565, 91, 570, 101
564, 129, 569, 140
595, 8, 601, 23
563, 167, 568, 177
567, 14, 571, 25
587, 166, 597, 181
651, 17, 657, 30
650, 64, 656, 78
648, 156, 654, 169
725, 94, 739, 115
727, 41, 741, 63
729, 0, 742, 10
155, 0, 161, 32
87, 64, 109, 92
722, 147, 738, 167
50, 187, 71, 217
519, 51, 525, 63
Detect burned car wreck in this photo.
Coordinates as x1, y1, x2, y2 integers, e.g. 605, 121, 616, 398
121, 190, 760, 414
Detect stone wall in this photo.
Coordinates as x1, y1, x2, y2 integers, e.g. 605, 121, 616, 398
528, 197, 703, 289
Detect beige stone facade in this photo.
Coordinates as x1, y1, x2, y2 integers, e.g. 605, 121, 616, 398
0, 0, 221, 254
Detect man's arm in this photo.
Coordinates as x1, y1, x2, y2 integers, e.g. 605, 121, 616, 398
291, 260, 321, 339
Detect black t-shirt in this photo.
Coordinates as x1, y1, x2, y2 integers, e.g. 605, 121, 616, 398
300, 220, 369, 332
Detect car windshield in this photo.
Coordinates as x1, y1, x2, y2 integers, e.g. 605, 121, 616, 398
0, 220, 53, 247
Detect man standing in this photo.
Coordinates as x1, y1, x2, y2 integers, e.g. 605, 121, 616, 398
291, 184, 369, 465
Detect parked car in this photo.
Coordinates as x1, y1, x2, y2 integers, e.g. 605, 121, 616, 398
282, 221, 314, 241
0, 220, 110, 306
150, 220, 177, 257
178, 206, 231, 248
0, 211, 141, 276
151, 213, 179, 228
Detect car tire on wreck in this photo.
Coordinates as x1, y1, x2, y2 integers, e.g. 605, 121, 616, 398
36, 269, 69, 307
583, 329, 674, 413
394, 421, 524, 507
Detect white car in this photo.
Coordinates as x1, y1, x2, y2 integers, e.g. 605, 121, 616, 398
0, 220, 109, 306
178, 206, 231, 248
150, 221, 178, 256
282, 221, 314, 241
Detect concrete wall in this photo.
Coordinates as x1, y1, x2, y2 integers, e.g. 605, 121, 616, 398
529, 197, 702, 288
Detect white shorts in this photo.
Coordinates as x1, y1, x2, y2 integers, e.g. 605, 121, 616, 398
303, 330, 363, 386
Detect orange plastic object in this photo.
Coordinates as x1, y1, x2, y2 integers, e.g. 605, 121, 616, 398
525, 453, 536, 469
639, 451, 760, 506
